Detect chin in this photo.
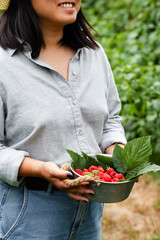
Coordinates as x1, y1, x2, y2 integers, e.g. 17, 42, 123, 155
61, 17, 77, 26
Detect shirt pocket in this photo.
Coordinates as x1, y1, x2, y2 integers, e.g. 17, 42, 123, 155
0, 181, 28, 239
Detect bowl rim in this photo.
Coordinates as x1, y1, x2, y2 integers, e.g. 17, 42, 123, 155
70, 167, 136, 184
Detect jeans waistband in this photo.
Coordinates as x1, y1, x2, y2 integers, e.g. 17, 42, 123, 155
25, 177, 57, 191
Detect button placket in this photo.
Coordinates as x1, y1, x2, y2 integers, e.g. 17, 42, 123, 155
68, 59, 79, 95
72, 100, 77, 105
78, 130, 83, 136
72, 72, 77, 77
51, 57, 89, 153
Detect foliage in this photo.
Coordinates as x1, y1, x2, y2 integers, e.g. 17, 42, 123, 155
82, 0, 160, 164
67, 137, 160, 180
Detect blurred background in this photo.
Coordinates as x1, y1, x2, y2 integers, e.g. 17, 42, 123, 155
1, 1, 160, 239
82, 0, 160, 165
82, 0, 160, 239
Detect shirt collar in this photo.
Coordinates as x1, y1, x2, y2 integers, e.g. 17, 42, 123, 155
7, 42, 82, 60
7, 38, 30, 57
7, 48, 17, 57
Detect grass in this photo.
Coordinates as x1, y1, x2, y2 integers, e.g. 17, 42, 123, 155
101, 174, 160, 240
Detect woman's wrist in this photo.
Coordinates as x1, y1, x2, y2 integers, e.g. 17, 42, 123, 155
105, 143, 125, 155
18, 156, 45, 178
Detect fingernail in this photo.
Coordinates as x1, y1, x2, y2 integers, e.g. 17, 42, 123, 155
67, 174, 73, 179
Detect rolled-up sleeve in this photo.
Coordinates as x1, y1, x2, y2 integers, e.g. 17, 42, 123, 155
99, 56, 127, 153
0, 95, 29, 186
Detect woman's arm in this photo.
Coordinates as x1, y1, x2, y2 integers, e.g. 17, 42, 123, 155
0, 95, 29, 186
19, 157, 94, 202
99, 46, 127, 152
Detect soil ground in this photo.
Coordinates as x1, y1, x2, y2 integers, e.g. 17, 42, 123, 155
101, 174, 160, 240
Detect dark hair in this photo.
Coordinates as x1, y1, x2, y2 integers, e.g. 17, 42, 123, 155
0, 0, 99, 59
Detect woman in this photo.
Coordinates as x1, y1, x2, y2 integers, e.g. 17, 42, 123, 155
0, 0, 127, 239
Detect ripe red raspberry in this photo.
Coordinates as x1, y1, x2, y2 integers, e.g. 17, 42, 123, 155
98, 172, 104, 179
88, 165, 98, 172
110, 171, 116, 178
112, 178, 119, 182
75, 169, 82, 175
103, 174, 112, 182
115, 173, 123, 179
107, 168, 114, 174
98, 166, 105, 173
83, 168, 88, 173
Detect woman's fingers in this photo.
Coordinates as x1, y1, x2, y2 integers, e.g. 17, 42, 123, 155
49, 177, 71, 190
67, 192, 89, 203
49, 178, 94, 196
42, 162, 72, 180
67, 186, 94, 195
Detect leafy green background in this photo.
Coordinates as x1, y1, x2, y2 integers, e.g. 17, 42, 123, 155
82, 0, 160, 165
1, 0, 160, 164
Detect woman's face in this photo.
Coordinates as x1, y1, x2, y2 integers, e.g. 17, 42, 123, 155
31, 0, 81, 27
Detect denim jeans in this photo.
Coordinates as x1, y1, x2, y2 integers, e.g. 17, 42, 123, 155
0, 180, 104, 240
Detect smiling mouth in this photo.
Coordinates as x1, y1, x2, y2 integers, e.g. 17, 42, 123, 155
58, 3, 75, 8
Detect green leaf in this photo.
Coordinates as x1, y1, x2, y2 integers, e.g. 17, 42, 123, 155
92, 170, 99, 175
66, 149, 82, 170
76, 157, 88, 171
112, 145, 127, 174
125, 163, 148, 179
66, 149, 87, 170
95, 154, 114, 169
123, 136, 152, 169
81, 152, 99, 169
137, 163, 160, 175
119, 179, 126, 182
94, 175, 100, 179
126, 162, 160, 180
85, 172, 94, 177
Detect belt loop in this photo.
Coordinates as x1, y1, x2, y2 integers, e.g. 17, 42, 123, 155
47, 182, 53, 195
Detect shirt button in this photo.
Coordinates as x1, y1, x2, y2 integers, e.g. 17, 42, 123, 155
72, 72, 77, 76
72, 100, 77, 105
78, 130, 83, 135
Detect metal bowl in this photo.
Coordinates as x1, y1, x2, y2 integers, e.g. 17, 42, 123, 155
71, 154, 136, 203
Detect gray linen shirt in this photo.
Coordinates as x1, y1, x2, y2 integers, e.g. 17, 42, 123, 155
0, 44, 127, 186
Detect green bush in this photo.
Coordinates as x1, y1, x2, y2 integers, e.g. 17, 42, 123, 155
82, 0, 160, 164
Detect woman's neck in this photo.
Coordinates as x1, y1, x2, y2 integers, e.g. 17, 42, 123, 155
39, 19, 64, 49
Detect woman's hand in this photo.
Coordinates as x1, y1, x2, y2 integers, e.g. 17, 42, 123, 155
41, 161, 94, 202
19, 157, 94, 202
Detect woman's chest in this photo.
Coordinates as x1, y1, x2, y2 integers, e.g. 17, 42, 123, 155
3, 72, 108, 131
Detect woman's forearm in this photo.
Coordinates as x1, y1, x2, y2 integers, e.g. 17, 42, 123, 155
18, 157, 45, 177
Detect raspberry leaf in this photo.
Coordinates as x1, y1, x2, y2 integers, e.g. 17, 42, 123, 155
125, 163, 148, 179
92, 170, 99, 175
81, 152, 99, 169
85, 172, 94, 177
112, 144, 127, 174
112, 136, 152, 175
95, 154, 114, 169
137, 163, 160, 176
122, 136, 152, 169
66, 149, 87, 170
94, 175, 100, 179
